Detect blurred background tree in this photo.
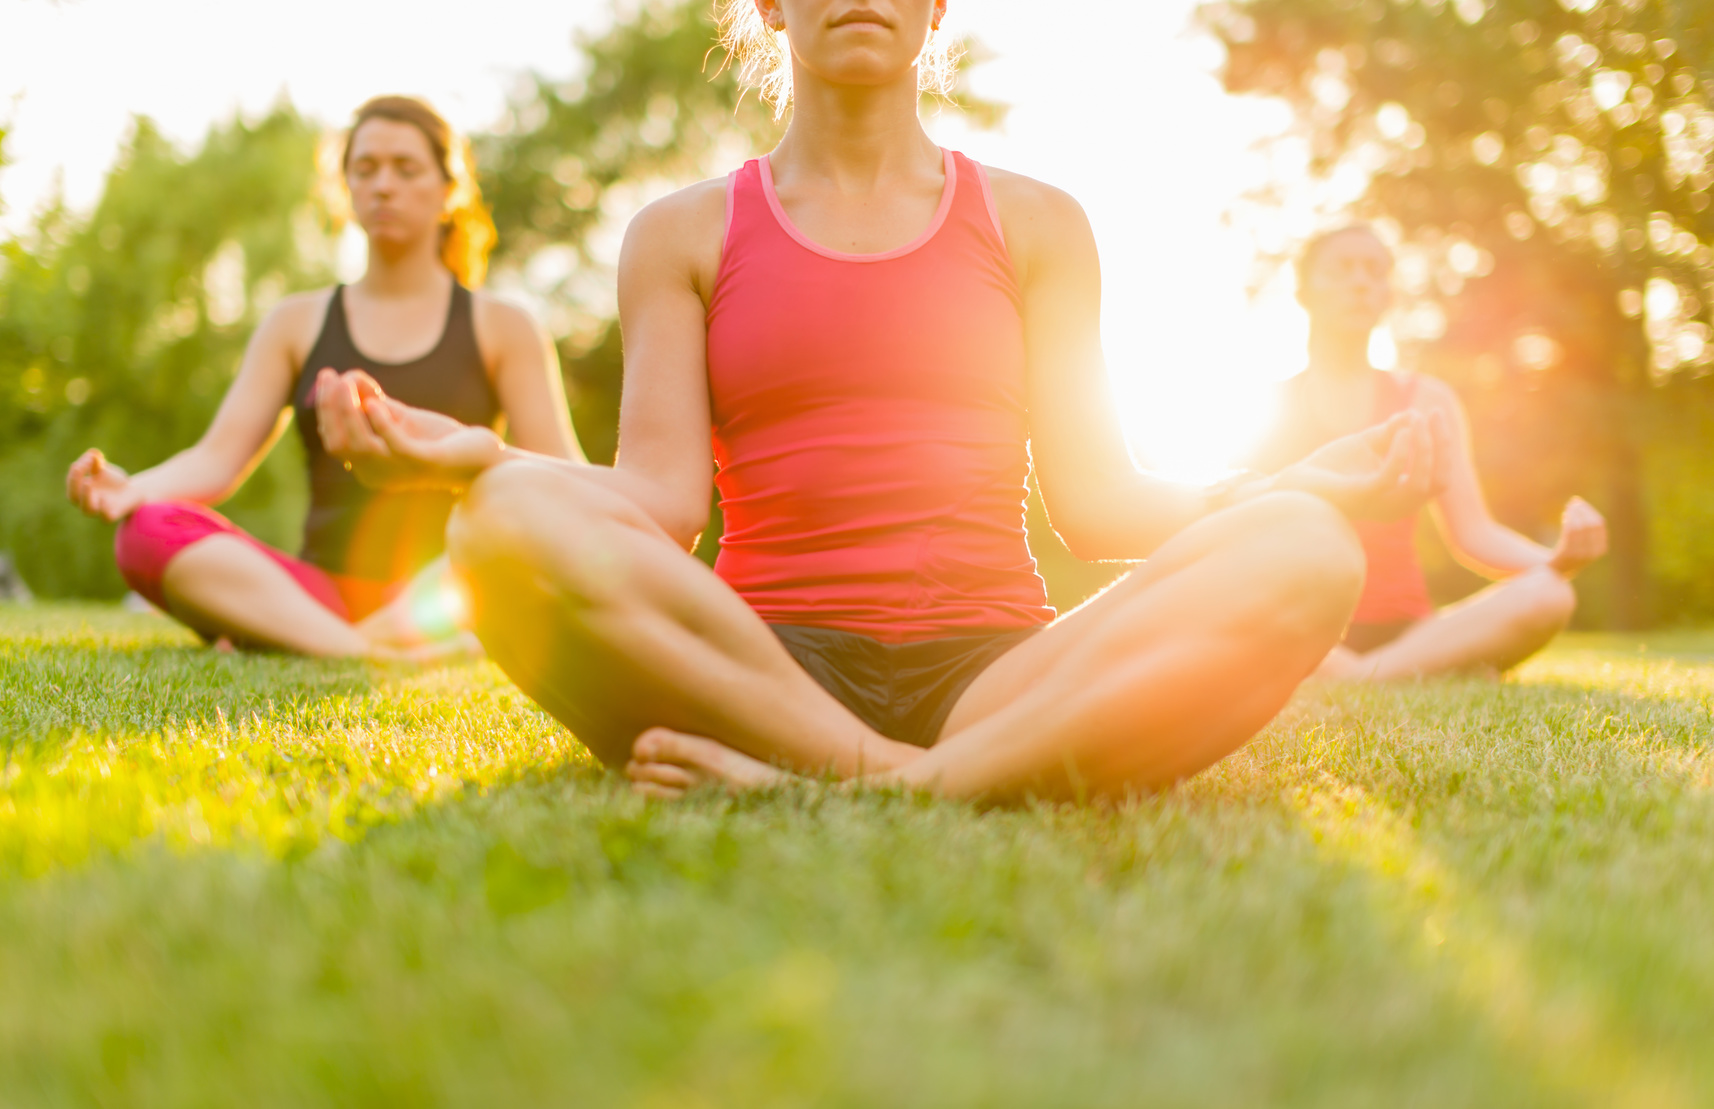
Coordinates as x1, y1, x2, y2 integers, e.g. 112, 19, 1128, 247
0, 108, 332, 597
1199, 0, 1713, 627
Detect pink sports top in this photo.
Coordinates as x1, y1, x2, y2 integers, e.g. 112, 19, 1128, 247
1253, 370, 1435, 625
704, 148, 1054, 644
1347, 372, 1436, 624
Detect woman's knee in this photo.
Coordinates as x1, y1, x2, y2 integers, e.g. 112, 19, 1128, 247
452, 461, 587, 568
1513, 565, 1577, 637
1247, 492, 1365, 594
448, 460, 646, 602
114, 500, 221, 604
1220, 492, 1367, 643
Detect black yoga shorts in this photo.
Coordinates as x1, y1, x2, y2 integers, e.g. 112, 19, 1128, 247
769, 624, 1042, 749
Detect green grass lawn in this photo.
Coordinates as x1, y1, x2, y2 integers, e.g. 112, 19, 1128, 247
3, 604, 1713, 1108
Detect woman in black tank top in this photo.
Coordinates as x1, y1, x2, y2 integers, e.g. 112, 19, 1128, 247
65, 96, 582, 658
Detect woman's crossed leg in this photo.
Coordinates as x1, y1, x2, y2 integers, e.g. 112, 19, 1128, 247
451, 459, 1364, 803
447, 458, 923, 776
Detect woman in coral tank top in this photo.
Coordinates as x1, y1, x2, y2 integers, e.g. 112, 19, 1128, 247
316, 1, 1442, 802
1253, 226, 1607, 680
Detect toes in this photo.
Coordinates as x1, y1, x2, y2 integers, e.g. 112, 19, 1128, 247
630, 780, 688, 801
626, 759, 698, 791
628, 727, 790, 792
633, 727, 720, 768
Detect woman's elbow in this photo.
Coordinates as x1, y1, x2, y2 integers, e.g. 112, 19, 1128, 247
660, 499, 714, 551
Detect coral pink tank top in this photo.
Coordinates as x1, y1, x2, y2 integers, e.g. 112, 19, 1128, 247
1350, 372, 1435, 624
705, 149, 1053, 644
1254, 370, 1437, 625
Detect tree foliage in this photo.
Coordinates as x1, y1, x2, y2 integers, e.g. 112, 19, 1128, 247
0, 109, 336, 596
1199, 0, 1714, 626
477, 1, 789, 468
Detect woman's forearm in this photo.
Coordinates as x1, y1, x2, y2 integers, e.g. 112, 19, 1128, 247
128, 445, 253, 507
1447, 520, 1554, 579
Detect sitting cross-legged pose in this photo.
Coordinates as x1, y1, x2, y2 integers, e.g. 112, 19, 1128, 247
1252, 225, 1608, 681
316, 0, 1443, 802
66, 96, 580, 658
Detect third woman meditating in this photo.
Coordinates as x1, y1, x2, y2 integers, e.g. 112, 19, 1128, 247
1253, 225, 1608, 680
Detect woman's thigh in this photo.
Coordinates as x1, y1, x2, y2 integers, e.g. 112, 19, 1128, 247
118, 500, 349, 619
926, 493, 1363, 796
446, 461, 903, 772
942, 496, 1305, 738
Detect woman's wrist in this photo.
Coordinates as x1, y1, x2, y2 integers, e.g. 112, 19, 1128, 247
475, 435, 510, 477
447, 433, 510, 491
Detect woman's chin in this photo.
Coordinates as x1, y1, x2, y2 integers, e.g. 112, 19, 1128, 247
360, 225, 435, 252
801, 57, 920, 91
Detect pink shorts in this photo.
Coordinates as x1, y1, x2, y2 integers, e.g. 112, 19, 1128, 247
115, 501, 401, 623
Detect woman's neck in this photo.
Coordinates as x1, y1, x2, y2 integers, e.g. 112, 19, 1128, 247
356, 235, 450, 299
771, 63, 940, 186
1305, 321, 1377, 382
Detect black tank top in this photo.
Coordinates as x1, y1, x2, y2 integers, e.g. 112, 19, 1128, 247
292, 282, 501, 581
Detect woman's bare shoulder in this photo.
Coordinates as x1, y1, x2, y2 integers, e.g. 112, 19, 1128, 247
980, 165, 1089, 224
621, 176, 735, 293
975, 165, 1096, 288
257, 287, 337, 361
470, 289, 545, 339
629, 176, 731, 244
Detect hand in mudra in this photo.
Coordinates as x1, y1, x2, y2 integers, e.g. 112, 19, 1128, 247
66, 448, 145, 522
1277, 410, 1445, 521
1548, 496, 1607, 578
315, 368, 502, 491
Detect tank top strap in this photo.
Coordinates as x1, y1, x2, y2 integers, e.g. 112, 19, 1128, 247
309, 284, 354, 364
442, 281, 480, 365
721, 150, 1004, 266
952, 151, 1008, 253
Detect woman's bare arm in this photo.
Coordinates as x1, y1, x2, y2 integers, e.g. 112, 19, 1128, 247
986, 169, 1214, 559
1418, 377, 1606, 578
67, 293, 323, 520
990, 169, 1437, 562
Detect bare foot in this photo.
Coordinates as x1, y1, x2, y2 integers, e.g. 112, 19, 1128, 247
363, 630, 485, 666
626, 727, 792, 799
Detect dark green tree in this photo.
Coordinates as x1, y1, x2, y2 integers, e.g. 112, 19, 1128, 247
1199, 0, 1713, 626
